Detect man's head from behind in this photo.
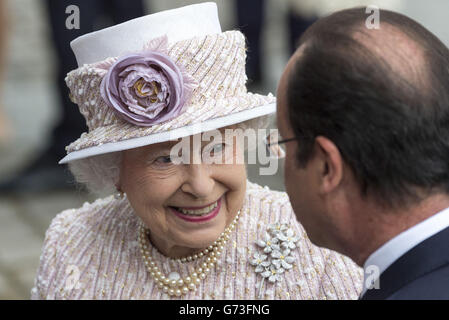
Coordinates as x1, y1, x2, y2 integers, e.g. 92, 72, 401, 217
277, 7, 449, 262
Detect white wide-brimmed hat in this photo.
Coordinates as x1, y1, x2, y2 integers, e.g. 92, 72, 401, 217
59, 2, 276, 164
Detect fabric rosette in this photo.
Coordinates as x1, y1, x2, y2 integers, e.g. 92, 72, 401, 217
99, 36, 197, 126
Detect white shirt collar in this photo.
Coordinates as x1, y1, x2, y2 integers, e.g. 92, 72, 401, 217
361, 206, 449, 296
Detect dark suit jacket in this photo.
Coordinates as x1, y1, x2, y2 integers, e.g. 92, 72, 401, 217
360, 226, 449, 300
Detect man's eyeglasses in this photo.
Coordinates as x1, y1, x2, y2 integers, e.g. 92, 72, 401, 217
264, 132, 299, 159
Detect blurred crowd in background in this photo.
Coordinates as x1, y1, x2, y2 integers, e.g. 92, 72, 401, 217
0, 0, 448, 299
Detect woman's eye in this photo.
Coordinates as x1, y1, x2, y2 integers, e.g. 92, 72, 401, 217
154, 156, 172, 164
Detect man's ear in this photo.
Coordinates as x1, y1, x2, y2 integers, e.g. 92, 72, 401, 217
314, 136, 344, 194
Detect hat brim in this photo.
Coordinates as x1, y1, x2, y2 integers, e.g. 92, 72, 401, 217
59, 93, 276, 164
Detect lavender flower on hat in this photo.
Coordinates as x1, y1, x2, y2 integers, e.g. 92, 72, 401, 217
98, 36, 197, 126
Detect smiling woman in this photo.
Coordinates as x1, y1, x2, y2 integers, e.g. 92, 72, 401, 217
31, 3, 363, 300
119, 127, 247, 260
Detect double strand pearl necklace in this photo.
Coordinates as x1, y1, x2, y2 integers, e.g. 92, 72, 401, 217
138, 208, 242, 297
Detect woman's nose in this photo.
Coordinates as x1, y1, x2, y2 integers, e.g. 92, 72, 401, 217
180, 164, 214, 198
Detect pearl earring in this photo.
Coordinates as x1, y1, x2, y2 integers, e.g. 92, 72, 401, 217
114, 190, 125, 200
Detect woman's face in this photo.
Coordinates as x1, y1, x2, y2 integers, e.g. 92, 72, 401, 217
119, 128, 247, 258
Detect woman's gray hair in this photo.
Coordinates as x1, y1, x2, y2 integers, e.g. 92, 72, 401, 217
69, 115, 273, 196
69, 152, 122, 197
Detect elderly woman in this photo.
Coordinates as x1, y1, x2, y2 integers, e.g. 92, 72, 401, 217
31, 3, 362, 300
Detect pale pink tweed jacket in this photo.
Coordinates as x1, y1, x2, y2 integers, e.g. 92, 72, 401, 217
31, 181, 363, 300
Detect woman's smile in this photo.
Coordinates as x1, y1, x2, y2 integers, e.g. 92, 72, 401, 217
169, 197, 222, 223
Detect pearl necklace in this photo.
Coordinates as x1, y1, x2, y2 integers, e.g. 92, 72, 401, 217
138, 208, 242, 297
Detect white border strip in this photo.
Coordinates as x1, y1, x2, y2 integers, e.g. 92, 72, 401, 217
59, 103, 276, 164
